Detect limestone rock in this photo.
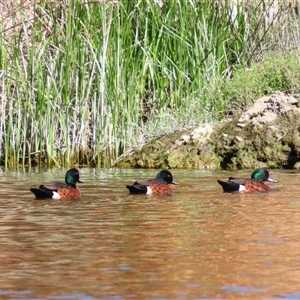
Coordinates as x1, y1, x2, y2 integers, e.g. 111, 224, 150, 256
116, 92, 300, 169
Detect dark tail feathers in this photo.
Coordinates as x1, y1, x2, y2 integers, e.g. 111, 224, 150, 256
126, 184, 148, 194
217, 180, 240, 192
30, 188, 53, 199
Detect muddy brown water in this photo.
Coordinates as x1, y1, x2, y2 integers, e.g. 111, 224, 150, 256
0, 168, 300, 300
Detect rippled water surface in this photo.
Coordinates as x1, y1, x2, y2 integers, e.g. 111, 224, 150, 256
1, 168, 300, 300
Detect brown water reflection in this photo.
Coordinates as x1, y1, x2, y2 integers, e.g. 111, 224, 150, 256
0, 168, 300, 299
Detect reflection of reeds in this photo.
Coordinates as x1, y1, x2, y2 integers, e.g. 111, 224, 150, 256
0, 0, 299, 168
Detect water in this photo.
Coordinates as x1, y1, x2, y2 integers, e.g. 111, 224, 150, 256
0, 168, 300, 300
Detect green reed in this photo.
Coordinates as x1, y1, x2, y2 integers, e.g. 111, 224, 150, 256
0, 0, 294, 168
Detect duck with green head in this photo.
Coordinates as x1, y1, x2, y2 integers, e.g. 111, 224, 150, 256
126, 170, 179, 195
30, 168, 83, 199
217, 168, 277, 192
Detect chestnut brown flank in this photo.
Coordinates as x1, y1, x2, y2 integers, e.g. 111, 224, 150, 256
243, 181, 271, 192
148, 183, 173, 194
57, 187, 81, 199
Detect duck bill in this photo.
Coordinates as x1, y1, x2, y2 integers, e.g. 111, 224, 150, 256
78, 179, 84, 183
267, 177, 277, 183
172, 180, 179, 185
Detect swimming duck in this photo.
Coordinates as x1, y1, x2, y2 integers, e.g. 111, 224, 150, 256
126, 170, 178, 195
217, 168, 277, 192
30, 168, 83, 199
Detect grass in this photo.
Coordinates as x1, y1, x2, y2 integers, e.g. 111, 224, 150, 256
1, 0, 300, 168
222, 51, 300, 109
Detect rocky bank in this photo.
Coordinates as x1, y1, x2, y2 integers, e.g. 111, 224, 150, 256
116, 92, 300, 170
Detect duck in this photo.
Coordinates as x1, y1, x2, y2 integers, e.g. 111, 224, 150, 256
126, 170, 179, 195
30, 168, 83, 199
217, 168, 277, 192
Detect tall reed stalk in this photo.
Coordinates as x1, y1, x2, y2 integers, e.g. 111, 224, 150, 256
0, 0, 296, 168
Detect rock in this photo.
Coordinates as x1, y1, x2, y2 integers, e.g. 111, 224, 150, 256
191, 124, 213, 141
115, 92, 300, 169
237, 91, 300, 127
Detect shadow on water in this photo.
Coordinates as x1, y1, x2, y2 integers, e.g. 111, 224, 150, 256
0, 168, 300, 299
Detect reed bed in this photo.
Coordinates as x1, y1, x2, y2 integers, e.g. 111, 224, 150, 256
0, 0, 299, 168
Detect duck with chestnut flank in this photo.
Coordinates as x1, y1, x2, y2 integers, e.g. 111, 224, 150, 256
217, 168, 277, 192
30, 168, 83, 199
126, 170, 178, 195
